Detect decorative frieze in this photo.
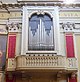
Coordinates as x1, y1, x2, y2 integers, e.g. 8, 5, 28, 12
59, 12, 80, 18
0, 12, 22, 19
0, 11, 80, 19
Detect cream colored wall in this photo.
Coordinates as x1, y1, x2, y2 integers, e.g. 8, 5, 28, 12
75, 34, 80, 82
75, 35, 80, 69
15, 33, 21, 56
60, 33, 66, 56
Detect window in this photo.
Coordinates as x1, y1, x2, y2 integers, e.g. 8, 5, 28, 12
28, 13, 54, 50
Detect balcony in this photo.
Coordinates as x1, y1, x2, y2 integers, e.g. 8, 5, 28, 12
6, 54, 77, 72
16, 55, 66, 70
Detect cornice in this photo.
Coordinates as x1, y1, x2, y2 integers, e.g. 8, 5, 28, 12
0, 2, 80, 10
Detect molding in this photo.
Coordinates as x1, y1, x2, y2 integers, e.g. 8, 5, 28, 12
0, 3, 80, 10
60, 8, 80, 11
28, 10, 53, 18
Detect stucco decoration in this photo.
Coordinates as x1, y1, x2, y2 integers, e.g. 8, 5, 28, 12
6, 22, 22, 32
61, 22, 75, 31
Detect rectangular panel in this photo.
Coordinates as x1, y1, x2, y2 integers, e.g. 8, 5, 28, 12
66, 34, 75, 57
0, 35, 7, 70
8, 34, 16, 58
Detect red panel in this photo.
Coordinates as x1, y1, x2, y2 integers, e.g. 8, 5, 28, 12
8, 34, 16, 58
6, 74, 15, 82
66, 34, 75, 57
69, 77, 77, 82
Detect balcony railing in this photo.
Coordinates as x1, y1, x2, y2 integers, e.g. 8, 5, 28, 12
6, 55, 78, 71
6, 58, 16, 71
67, 58, 77, 70
16, 55, 66, 70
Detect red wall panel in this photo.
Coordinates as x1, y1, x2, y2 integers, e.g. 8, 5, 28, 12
66, 34, 75, 57
6, 74, 15, 82
8, 34, 16, 58
69, 77, 77, 82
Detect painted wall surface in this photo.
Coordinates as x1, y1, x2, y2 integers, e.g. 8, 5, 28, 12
0, 35, 7, 70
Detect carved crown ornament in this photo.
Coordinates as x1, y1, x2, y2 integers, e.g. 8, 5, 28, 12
61, 22, 75, 30
6, 22, 22, 32
60, 22, 80, 32
37, 10, 45, 15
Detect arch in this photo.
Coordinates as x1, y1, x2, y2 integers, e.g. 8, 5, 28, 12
29, 11, 38, 18
44, 11, 53, 18
29, 10, 53, 19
